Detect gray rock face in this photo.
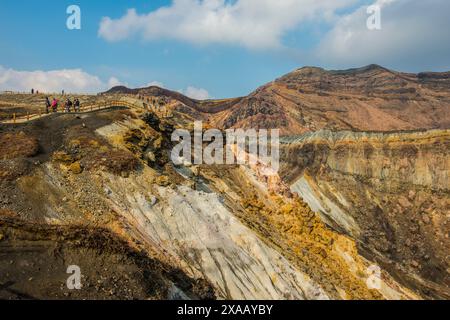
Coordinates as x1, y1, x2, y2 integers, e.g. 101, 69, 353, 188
105, 174, 329, 300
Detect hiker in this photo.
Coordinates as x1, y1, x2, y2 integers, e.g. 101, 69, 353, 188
65, 98, 73, 113
45, 97, 51, 114
31, 88, 34, 94
74, 98, 81, 112
51, 98, 59, 113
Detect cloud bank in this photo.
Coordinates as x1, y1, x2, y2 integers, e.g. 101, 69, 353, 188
0, 66, 118, 93
98, 0, 355, 49
180, 86, 210, 100
0, 66, 211, 98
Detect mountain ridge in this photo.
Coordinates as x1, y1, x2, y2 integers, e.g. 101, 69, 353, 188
211, 65, 450, 134
102, 65, 450, 135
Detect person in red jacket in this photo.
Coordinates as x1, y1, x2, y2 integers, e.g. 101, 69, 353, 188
51, 98, 59, 113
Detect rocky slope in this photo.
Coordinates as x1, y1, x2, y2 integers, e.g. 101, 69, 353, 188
0, 217, 212, 300
280, 129, 450, 299
0, 103, 418, 300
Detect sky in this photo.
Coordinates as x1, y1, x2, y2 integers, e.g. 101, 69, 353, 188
0, 0, 449, 98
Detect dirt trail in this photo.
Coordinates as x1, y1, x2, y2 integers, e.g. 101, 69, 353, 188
0, 101, 136, 124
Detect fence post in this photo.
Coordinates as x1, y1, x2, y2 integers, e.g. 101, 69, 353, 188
13, 113, 16, 124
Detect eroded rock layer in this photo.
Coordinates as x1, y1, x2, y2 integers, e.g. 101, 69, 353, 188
280, 130, 450, 299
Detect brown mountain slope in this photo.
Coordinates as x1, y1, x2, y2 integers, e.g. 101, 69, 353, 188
209, 65, 450, 135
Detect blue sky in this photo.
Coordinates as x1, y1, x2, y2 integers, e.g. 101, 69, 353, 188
1, 0, 449, 98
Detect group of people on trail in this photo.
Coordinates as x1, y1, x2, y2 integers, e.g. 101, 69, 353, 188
45, 97, 57, 113
45, 97, 80, 114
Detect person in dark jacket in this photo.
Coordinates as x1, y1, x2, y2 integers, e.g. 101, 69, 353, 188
45, 97, 51, 114
74, 98, 81, 112
65, 98, 73, 113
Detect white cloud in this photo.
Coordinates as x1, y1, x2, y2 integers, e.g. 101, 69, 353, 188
180, 86, 210, 100
98, 0, 355, 49
0, 66, 125, 93
316, 0, 450, 70
108, 76, 128, 88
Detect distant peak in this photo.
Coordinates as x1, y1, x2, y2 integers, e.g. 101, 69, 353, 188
111, 85, 130, 90
286, 65, 390, 78
297, 66, 325, 71
103, 85, 133, 94
328, 64, 389, 75
292, 66, 325, 74
140, 85, 164, 90
362, 64, 385, 70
